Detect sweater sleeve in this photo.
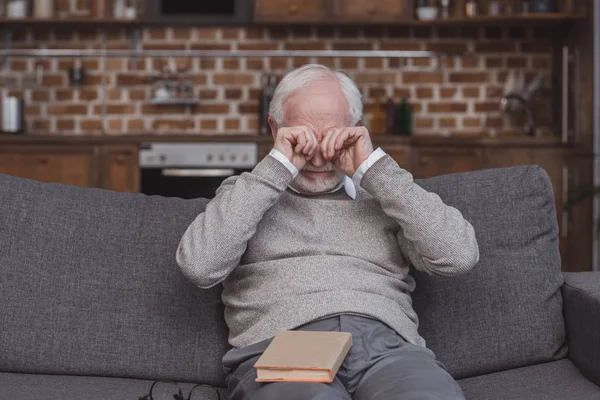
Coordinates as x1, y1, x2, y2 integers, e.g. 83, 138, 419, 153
359, 155, 480, 277
175, 155, 294, 289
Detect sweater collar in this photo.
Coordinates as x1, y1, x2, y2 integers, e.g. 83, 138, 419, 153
287, 176, 356, 199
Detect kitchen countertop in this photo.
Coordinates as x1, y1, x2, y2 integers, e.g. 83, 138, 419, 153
0, 132, 577, 148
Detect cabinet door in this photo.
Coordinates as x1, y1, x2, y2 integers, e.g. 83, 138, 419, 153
382, 145, 411, 170
565, 153, 594, 271
253, 0, 331, 22
413, 147, 482, 179
0, 146, 96, 188
99, 145, 140, 193
336, 0, 412, 22
257, 143, 273, 162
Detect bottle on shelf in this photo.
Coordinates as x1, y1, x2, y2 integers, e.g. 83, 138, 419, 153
370, 96, 385, 135
437, 0, 453, 19
465, 0, 477, 17
258, 73, 276, 136
393, 98, 413, 136
384, 97, 395, 135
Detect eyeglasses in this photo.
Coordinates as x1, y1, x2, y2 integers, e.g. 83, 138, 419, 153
138, 379, 221, 400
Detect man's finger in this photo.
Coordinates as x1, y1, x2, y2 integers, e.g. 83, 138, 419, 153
308, 130, 318, 158
328, 130, 344, 159
334, 130, 351, 152
344, 134, 361, 147
340, 130, 362, 148
302, 128, 315, 155
320, 129, 335, 159
291, 130, 306, 154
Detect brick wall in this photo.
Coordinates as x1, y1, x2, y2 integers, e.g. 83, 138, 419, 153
2, 25, 553, 137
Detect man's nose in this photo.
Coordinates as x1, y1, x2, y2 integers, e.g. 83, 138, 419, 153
310, 147, 326, 167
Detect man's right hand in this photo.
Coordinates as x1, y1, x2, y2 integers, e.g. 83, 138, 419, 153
273, 126, 318, 171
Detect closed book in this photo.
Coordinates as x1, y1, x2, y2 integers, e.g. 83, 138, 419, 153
254, 330, 352, 383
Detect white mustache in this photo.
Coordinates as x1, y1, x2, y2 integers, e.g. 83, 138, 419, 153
303, 165, 335, 172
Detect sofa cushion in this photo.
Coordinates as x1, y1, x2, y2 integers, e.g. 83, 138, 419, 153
412, 165, 567, 378
0, 174, 229, 385
458, 359, 600, 400
0, 372, 225, 400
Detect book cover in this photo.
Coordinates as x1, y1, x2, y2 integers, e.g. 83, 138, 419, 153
254, 330, 352, 383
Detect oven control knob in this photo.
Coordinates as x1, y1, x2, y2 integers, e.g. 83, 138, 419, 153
230, 154, 237, 162
219, 154, 225, 162
242, 153, 248, 162
159, 154, 167, 163
207, 153, 213, 162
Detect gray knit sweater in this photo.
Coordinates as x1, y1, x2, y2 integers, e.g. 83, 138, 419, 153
176, 154, 479, 349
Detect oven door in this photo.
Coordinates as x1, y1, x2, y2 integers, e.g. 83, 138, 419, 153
141, 167, 247, 199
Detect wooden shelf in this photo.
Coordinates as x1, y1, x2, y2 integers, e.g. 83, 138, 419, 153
411, 13, 584, 26
254, 12, 583, 26
0, 18, 141, 27
0, 13, 583, 28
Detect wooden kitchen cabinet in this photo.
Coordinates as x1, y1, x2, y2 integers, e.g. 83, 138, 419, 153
335, 0, 412, 22
254, 0, 412, 23
0, 144, 140, 193
99, 145, 140, 193
253, 0, 331, 22
382, 145, 411, 170
565, 153, 594, 272
0, 146, 97, 188
412, 147, 482, 179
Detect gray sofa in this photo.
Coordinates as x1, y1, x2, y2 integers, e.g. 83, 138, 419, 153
1, 165, 599, 400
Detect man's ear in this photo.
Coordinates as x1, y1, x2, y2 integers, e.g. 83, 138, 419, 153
268, 116, 278, 140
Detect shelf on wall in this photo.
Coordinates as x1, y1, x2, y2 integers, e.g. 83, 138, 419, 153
0, 13, 584, 28
411, 13, 585, 25
0, 18, 141, 28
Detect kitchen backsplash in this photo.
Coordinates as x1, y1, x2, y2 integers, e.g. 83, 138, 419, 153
3, 25, 553, 137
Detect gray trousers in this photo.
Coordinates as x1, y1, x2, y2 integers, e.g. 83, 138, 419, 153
223, 315, 466, 400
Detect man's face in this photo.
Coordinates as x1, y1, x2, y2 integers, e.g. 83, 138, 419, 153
281, 81, 349, 194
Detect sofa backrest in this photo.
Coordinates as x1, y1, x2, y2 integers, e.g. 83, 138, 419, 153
412, 165, 568, 379
0, 174, 229, 386
0, 164, 568, 384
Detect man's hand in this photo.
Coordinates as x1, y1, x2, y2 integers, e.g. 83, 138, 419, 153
321, 127, 374, 177
273, 126, 319, 171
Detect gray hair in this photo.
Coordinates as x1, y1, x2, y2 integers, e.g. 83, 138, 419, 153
268, 64, 363, 127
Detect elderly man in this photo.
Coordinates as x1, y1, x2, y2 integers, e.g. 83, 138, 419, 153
176, 64, 479, 400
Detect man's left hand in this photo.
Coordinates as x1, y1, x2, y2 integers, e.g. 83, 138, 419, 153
321, 127, 374, 177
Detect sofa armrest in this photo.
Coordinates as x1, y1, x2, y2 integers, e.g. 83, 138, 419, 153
562, 271, 600, 386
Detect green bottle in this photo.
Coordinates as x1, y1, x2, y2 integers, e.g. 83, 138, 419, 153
394, 97, 413, 136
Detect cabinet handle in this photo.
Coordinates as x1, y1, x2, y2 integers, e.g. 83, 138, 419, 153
561, 165, 569, 239
289, 4, 298, 14
368, 5, 377, 14
561, 46, 570, 144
